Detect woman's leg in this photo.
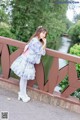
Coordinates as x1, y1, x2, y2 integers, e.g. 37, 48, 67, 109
19, 77, 28, 96
18, 77, 30, 102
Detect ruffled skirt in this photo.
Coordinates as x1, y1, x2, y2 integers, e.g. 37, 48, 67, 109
10, 54, 36, 80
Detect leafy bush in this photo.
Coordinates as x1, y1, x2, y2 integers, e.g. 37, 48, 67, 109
59, 76, 69, 92
69, 44, 80, 99
70, 44, 80, 77
67, 20, 80, 44
0, 22, 16, 39
0, 22, 16, 52
59, 44, 80, 100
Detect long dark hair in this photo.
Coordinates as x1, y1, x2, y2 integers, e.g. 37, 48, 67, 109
28, 26, 48, 43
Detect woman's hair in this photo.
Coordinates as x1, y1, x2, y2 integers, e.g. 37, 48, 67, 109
28, 26, 48, 42
33, 26, 48, 38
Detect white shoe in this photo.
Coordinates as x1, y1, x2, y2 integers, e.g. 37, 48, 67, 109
18, 92, 30, 102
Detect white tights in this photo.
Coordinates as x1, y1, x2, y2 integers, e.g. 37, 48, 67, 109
19, 77, 28, 96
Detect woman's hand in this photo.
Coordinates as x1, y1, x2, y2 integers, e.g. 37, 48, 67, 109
42, 38, 46, 49
23, 44, 29, 52
43, 38, 46, 44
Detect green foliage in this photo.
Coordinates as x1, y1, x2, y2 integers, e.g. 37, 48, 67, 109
0, 9, 9, 23
70, 44, 80, 77
74, 14, 80, 23
71, 89, 80, 100
0, 22, 16, 39
67, 20, 80, 44
69, 44, 80, 99
0, 0, 10, 23
59, 44, 80, 98
66, 18, 74, 29
59, 76, 69, 92
11, 0, 46, 42
10, 0, 68, 47
0, 22, 16, 53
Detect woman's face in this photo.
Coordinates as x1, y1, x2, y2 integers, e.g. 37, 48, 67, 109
39, 31, 46, 39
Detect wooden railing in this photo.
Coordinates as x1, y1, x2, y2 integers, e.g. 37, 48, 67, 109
0, 36, 80, 99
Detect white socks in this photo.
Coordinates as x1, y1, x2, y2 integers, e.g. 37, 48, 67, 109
19, 77, 28, 96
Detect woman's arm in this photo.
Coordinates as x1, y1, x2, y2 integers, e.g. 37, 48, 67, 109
23, 44, 29, 52
29, 38, 46, 55
41, 38, 46, 50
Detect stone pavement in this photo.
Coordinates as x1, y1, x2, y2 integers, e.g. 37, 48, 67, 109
0, 87, 80, 120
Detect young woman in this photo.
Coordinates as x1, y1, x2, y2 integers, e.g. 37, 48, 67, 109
10, 26, 47, 102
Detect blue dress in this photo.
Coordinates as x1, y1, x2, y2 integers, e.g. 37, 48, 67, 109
10, 37, 46, 80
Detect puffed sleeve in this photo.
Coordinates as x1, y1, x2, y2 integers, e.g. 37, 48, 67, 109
29, 38, 46, 56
